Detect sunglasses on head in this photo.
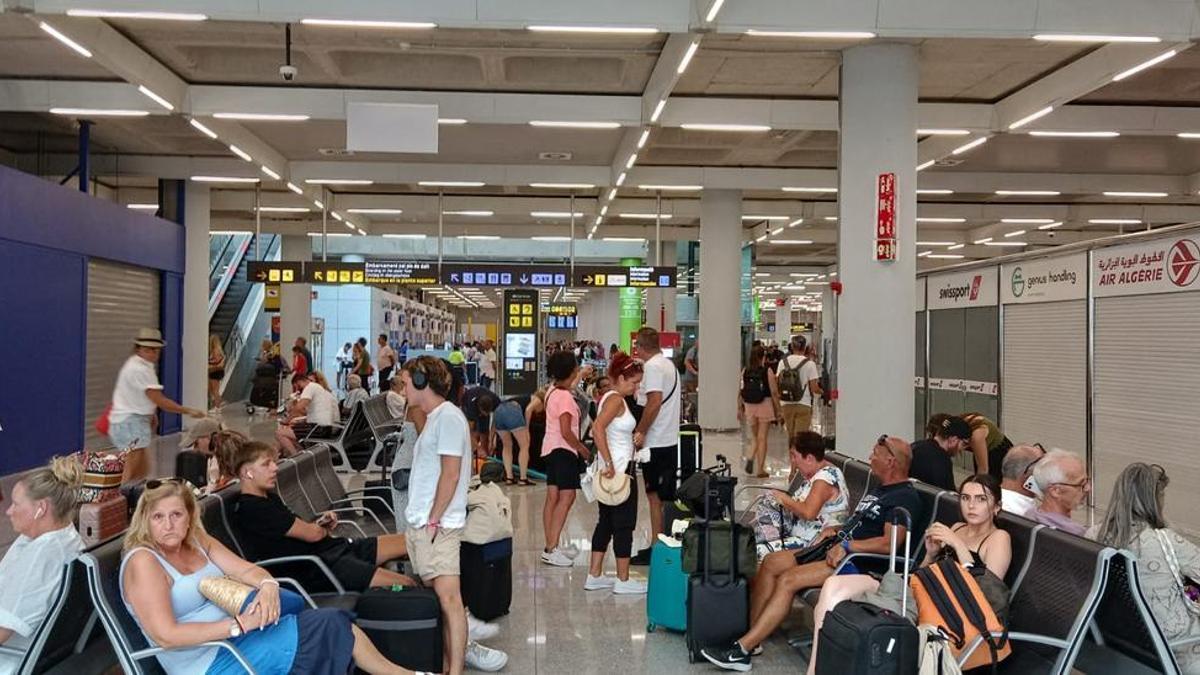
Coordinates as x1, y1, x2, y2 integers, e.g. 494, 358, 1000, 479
875, 435, 896, 458
145, 477, 188, 490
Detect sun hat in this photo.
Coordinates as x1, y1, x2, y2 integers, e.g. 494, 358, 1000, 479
595, 470, 631, 506
180, 418, 223, 449
133, 328, 166, 348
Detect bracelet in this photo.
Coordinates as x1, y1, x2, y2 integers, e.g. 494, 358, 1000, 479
258, 579, 279, 588
234, 616, 245, 633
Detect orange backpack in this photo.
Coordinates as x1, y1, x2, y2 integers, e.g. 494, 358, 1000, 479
909, 558, 1012, 672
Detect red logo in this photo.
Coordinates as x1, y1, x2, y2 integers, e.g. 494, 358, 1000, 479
1168, 239, 1200, 287
969, 275, 982, 301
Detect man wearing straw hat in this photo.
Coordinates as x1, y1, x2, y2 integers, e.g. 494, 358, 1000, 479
108, 328, 205, 480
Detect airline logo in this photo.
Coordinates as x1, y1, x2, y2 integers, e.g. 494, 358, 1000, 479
970, 274, 982, 301
937, 274, 983, 302
1168, 239, 1200, 288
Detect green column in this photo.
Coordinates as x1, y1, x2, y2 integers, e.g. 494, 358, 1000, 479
619, 256, 643, 353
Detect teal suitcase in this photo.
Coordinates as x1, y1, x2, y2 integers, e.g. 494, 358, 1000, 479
646, 540, 688, 632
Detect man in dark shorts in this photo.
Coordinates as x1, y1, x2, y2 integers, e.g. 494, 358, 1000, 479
630, 327, 681, 565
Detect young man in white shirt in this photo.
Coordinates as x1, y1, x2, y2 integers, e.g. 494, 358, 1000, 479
274, 372, 339, 455
400, 356, 507, 674
479, 340, 498, 391
631, 327, 681, 565
376, 334, 397, 393
774, 336, 823, 442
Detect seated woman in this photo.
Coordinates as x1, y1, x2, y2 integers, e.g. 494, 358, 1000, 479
792, 474, 1011, 675
202, 430, 247, 495
121, 479, 413, 674
741, 431, 849, 558
0, 457, 85, 673
1094, 463, 1200, 673
341, 374, 370, 419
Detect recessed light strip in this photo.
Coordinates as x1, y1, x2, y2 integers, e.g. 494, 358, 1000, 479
300, 18, 437, 29
189, 118, 218, 139
1032, 34, 1161, 43
530, 120, 621, 129
213, 112, 311, 122
680, 123, 771, 132
50, 107, 148, 117
677, 40, 700, 74
67, 9, 207, 20
39, 22, 93, 57
745, 29, 875, 39
527, 25, 659, 34
1112, 49, 1178, 82
137, 85, 174, 111
1027, 130, 1119, 138
1102, 191, 1168, 198
950, 136, 988, 155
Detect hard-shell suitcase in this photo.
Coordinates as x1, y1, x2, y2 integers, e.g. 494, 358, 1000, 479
354, 586, 444, 674
814, 507, 918, 675
685, 470, 748, 662
678, 423, 702, 487
174, 449, 209, 487
78, 498, 129, 547
646, 540, 688, 633
460, 538, 513, 621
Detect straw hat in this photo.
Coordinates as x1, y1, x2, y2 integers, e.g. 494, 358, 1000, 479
133, 328, 166, 348
595, 470, 631, 506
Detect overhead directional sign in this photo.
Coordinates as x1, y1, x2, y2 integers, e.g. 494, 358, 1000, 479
364, 260, 438, 285
441, 263, 568, 288
247, 261, 680, 289
573, 265, 676, 288
545, 303, 578, 316
247, 261, 304, 284
304, 262, 366, 285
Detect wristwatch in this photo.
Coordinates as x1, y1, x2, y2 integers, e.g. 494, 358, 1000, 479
229, 619, 243, 638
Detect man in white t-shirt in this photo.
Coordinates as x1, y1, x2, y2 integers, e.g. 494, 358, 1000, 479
401, 356, 507, 674
376, 334, 397, 393
479, 340, 498, 391
774, 336, 823, 440
274, 372, 339, 455
631, 327, 681, 565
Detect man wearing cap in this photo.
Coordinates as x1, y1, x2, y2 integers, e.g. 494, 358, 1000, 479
108, 328, 205, 480
909, 415, 972, 491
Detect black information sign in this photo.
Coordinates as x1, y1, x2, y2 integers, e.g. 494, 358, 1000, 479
246, 261, 304, 284
502, 289, 540, 396
572, 265, 676, 288
545, 303, 577, 317
304, 261, 366, 285
442, 263, 569, 288
364, 260, 438, 285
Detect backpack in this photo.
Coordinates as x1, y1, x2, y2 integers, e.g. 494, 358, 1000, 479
910, 558, 1011, 673
777, 357, 810, 403
740, 367, 769, 404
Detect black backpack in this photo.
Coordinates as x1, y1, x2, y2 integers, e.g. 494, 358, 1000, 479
740, 367, 769, 404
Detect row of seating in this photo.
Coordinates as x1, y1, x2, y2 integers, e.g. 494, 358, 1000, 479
818, 451, 1182, 674
303, 394, 402, 472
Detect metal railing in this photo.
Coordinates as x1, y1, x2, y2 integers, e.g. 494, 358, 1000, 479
207, 234, 252, 321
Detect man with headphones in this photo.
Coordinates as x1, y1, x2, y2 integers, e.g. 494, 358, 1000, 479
400, 356, 508, 673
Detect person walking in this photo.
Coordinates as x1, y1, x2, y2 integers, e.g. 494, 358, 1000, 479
293, 337, 314, 377
479, 340, 498, 391
774, 336, 821, 439
376, 334, 397, 393
353, 341, 373, 395
335, 342, 354, 391
739, 344, 781, 478
207, 334, 225, 412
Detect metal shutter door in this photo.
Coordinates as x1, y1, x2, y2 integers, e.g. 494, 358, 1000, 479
915, 311, 926, 436
1001, 300, 1086, 455
1094, 292, 1200, 536
85, 260, 160, 448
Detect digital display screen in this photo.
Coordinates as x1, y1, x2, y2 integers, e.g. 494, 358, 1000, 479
505, 333, 536, 360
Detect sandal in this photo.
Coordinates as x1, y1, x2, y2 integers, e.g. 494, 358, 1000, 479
504, 476, 517, 485
518, 478, 536, 486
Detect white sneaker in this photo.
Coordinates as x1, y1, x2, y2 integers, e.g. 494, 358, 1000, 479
559, 543, 581, 560
613, 578, 648, 595
540, 549, 573, 567
465, 641, 509, 672
467, 613, 500, 641
584, 574, 616, 591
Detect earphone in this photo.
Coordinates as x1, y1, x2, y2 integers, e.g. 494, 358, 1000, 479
35, 508, 44, 519
247, 471, 254, 479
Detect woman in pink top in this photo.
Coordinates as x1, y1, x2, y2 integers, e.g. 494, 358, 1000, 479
540, 351, 592, 567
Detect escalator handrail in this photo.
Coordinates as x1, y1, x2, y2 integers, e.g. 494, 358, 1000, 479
208, 234, 237, 278
208, 235, 254, 321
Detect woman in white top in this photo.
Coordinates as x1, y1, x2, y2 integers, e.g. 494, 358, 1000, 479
585, 353, 647, 595
0, 457, 85, 674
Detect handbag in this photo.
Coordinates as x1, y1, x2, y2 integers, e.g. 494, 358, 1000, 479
463, 482, 514, 545
1153, 528, 1200, 616
792, 509, 866, 564
199, 576, 255, 616
95, 403, 112, 437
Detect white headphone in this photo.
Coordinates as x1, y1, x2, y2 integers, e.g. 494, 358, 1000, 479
246, 470, 254, 479
35, 507, 45, 519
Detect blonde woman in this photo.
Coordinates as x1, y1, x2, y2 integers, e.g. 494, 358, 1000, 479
207, 335, 225, 412
121, 480, 413, 674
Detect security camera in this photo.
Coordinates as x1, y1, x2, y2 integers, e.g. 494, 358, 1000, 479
1046, 231, 1056, 238
279, 64, 298, 82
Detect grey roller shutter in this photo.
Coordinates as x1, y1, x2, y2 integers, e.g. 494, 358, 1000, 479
1094, 292, 1200, 536
1001, 300, 1087, 456
85, 260, 160, 448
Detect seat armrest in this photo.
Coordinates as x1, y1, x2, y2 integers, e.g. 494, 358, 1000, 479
272, 577, 318, 609
324, 508, 382, 535
330, 495, 396, 520
256, 556, 346, 594
958, 631, 1070, 665
132, 641, 258, 674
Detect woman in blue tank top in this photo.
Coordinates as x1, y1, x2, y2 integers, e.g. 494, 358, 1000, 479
120, 480, 415, 674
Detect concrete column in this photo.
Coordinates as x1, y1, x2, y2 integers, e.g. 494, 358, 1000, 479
280, 235, 313, 359
774, 303, 791, 346
836, 43, 918, 457
181, 183, 209, 414
646, 240, 678, 333
699, 189, 742, 431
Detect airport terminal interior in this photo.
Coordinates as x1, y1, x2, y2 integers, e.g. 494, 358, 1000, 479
3, 1, 1200, 673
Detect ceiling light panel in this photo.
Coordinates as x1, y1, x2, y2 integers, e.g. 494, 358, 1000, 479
305, 179, 374, 185
137, 85, 174, 111
1027, 130, 1119, 138
527, 25, 659, 34
1102, 191, 1168, 198
994, 190, 1061, 196
67, 9, 207, 20
680, 123, 771, 132
347, 208, 404, 215
530, 120, 621, 129
189, 119, 218, 139
300, 18, 437, 29
418, 180, 485, 187
530, 183, 596, 189
744, 29, 875, 39
191, 176, 260, 183
1032, 34, 1161, 43
212, 112, 311, 122
50, 108, 147, 117
39, 22, 93, 57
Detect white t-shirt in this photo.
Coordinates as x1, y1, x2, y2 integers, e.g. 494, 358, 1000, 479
405, 401, 473, 529
777, 354, 820, 407
386, 390, 407, 420
1001, 488, 1037, 516
377, 345, 397, 370
480, 348, 497, 379
0, 526, 84, 673
110, 355, 163, 423
636, 353, 681, 449
300, 382, 337, 426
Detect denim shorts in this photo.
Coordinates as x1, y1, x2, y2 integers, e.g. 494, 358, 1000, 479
492, 401, 526, 431
109, 414, 153, 449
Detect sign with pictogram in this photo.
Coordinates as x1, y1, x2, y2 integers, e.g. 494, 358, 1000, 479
875, 172, 896, 262
1093, 237, 1200, 298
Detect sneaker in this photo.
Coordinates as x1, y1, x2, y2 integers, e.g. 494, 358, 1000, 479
629, 548, 652, 566
559, 543, 581, 560
613, 578, 648, 595
700, 642, 752, 672
540, 549, 573, 567
584, 574, 616, 591
750, 645, 764, 657
467, 613, 500, 642
465, 641, 508, 672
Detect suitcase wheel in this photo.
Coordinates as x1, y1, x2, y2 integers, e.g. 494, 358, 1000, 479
245, 404, 255, 415
647, 622, 655, 633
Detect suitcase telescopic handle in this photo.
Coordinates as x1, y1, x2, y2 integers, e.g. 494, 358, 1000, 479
701, 473, 739, 585
888, 506, 913, 618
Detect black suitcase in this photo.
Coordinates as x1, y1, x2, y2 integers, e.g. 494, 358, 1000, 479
685, 470, 748, 663
814, 507, 918, 675
249, 375, 279, 408
174, 449, 209, 487
678, 423, 702, 487
461, 538, 513, 621
354, 587, 444, 673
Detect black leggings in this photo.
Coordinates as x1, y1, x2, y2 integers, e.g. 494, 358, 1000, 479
591, 474, 639, 558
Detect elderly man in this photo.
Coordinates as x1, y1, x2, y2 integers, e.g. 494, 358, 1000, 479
1024, 448, 1090, 536
999, 444, 1045, 515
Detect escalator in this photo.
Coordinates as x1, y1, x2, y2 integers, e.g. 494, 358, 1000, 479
208, 234, 278, 348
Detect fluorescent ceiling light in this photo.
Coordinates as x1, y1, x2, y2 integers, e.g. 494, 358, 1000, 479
313, 200, 325, 209
213, 112, 310, 122
916, 241, 957, 246
531, 211, 586, 218
50, 107, 147, 117
995, 189, 1061, 196
916, 217, 966, 223
527, 25, 659, 34
1002, 218, 1056, 224
1103, 191, 1168, 198
530, 182, 596, 189
605, 236, 645, 243
1113, 50, 1178, 81
228, 145, 253, 162
1027, 130, 1119, 138
457, 235, 500, 240
418, 180, 484, 187
788, 218, 804, 227
307, 232, 352, 237
917, 189, 954, 195
256, 206, 311, 213
607, 188, 618, 201
347, 208, 403, 215
331, 212, 344, 221
917, 129, 970, 136
67, 9, 207, 20
616, 172, 627, 187
531, 236, 572, 242
918, 250, 932, 258
639, 184, 702, 191
680, 123, 771, 132
619, 213, 673, 220
625, 153, 638, 169
1033, 34, 1161, 43
383, 233, 426, 239
916, 160, 936, 172
973, 237, 993, 244
189, 118, 218, 139
530, 120, 621, 129
444, 210, 494, 217
948, 244, 965, 250
1038, 222, 1064, 230
754, 272, 770, 277
678, 40, 700, 74
742, 215, 790, 221
823, 216, 839, 221
782, 187, 837, 193
600, 205, 609, 216
300, 18, 437, 29
137, 85, 174, 111
1089, 218, 1141, 224
594, 216, 603, 226
927, 254, 965, 259
790, 273, 819, 278
209, 230, 251, 235
770, 227, 784, 235
651, 99, 667, 123
745, 29, 876, 39
305, 179, 374, 185
705, 0, 726, 22
950, 137, 988, 155
39, 22, 93, 57
260, 165, 281, 180
1179, 132, 1200, 139
356, 228, 367, 236
126, 203, 158, 210
438, 118, 467, 125
1007, 106, 1054, 131
769, 240, 813, 245
985, 241, 1027, 246
190, 176, 260, 183
1004, 229, 1027, 237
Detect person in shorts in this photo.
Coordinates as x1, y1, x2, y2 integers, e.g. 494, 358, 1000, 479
400, 357, 507, 674
630, 327, 681, 565
539, 351, 592, 567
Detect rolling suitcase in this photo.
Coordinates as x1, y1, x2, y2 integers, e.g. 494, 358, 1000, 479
646, 540, 688, 633
685, 471, 748, 663
354, 586, 444, 673
78, 498, 129, 547
814, 507, 918, 675
175, 449, 209, 487
678, 423, 702, 488
460, 538, 513, 621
